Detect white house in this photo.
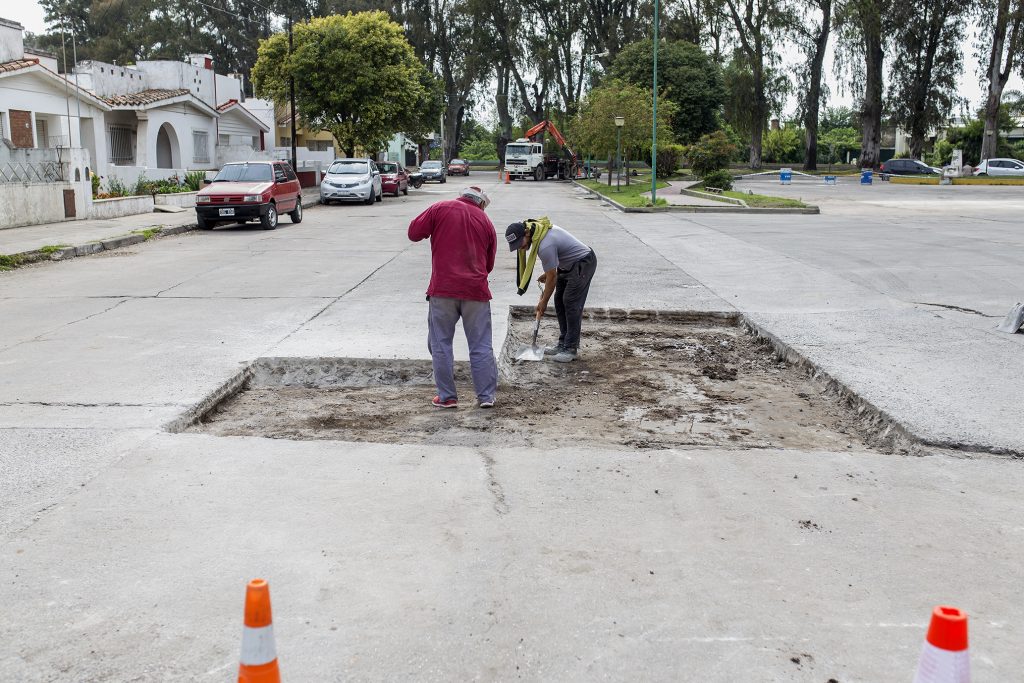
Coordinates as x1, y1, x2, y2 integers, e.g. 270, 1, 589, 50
71, 54, 272, 182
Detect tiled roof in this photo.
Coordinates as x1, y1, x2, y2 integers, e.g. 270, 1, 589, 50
0, 58, 40, 74
103, 88, 189, 106
217, 98, 239, 111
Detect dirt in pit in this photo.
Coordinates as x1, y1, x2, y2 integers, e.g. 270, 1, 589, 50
195, 318, 878, 451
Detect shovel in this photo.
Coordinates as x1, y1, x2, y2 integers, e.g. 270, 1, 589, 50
515, 311, 545, 361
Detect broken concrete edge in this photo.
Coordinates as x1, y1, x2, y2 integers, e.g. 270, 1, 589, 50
570, 180, 820, 214
164, 363, 255, 434
3, 196, 323, 270
740, 317, 1022, 459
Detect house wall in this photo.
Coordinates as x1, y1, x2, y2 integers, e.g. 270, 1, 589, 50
0, 70, 110, 149
135, 105, 217, 170
0, 17, 24, 63
0, 180, 92, 230
135, 60, 215, 105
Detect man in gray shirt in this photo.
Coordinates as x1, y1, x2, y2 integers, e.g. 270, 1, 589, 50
506, 221, 598, 362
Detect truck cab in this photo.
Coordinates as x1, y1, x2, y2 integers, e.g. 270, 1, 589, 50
504, 139, 546, 181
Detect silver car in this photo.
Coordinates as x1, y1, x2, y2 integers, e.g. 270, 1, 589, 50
973, 158, 1024, 176
320, 158, 383, 205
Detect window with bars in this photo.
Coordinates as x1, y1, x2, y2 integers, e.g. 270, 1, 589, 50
218, 134, 230, 147
193, 130, 210, 163
107, 125, 135, 165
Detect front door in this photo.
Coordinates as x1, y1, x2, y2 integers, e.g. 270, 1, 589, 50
9, 110, 33, 148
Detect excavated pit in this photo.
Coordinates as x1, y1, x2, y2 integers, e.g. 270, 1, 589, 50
190, 310, 882, 452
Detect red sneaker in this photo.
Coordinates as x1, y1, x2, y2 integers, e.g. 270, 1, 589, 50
432, 395, 458, 409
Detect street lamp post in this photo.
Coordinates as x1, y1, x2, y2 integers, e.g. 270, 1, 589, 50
651, 0, 660, 204
615, 116, 625, 190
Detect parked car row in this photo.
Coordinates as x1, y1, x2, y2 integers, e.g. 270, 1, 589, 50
879, 156, 1024, 177
193, 157, 485, 230
973, 158, 1024, 176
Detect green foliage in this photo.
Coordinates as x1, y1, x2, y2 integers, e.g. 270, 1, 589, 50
105, 177, 130, 198
927, 139, 954, 166
91, 173, 101, 198
184, 171, 207, 192
0, 253, 23, 270
818, 127, 860, 162
460, 139, 499, 161
820, 106, 857, 133
1012, 141, 1024, 161
721, 52, 790, 136
38, 244, 70, 254
252, 12, 434, 156
609, 40, 725, 144
656, 144, 686, 178
701, 169, 734, 191
762, 127, 804, 164
132, 175, 154, 196
685, 131, 737, 177
571, 79, 678, 160
946, 107, 1017, 165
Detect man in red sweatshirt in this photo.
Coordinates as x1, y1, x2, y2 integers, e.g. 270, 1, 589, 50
408, 186, 498, 409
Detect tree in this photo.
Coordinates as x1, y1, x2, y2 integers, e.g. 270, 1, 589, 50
252, 12, 432, 156
977, 0, 1024, 159
946, 106, 1016, 164
570, 79, 678, 161
721, 52, 789, 165
790, 0, 834, 170
887, 0, 969, 159
608, 39, 725, 144
665, 0, 729, 59
685, 130, 738, 175
818, 126, 860, 162
836, 0, 894, 168
762, 125, 804, 163
723, 0, 793, 168
819, 105, 857, 131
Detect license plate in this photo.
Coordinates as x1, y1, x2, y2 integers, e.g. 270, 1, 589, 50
219, 208, 235, 217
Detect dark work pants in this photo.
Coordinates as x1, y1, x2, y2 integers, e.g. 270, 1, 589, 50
554, 250, 598, 352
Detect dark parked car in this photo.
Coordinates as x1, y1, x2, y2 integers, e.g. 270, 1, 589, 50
419, 160, 446, 183
195, 161, 302, 230
447, 158, 469, 176
879, 159, 940, 176
378, 161, 410, 196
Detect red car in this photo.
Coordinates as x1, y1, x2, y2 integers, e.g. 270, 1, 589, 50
447, 158, 470, 176
196, 161, 302, 230
378, 161, 410, 196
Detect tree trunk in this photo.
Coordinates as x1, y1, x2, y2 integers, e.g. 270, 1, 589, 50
496, 67, 513, 165
749, 84, 766, 169
625, 148, 630, 185
859, 30, 884, 168
803, 0, 832, 171
980, 0, 1013, 161
981, 85, 1005, 161
607, 152, 612, 187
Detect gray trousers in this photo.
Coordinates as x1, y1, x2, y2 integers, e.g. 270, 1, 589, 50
555, 249, 598, 351
427, 297, 498, 403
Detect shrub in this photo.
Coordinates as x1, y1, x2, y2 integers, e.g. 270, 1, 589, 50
762, 126, 804, 164
655, 144, 684, 178
91, 173, 101, 198
685, 130, 737, 177
131, 175, 156, 196
184, 170, 207, 191
927, 139, 953, 167
701, 169, 734, 191
105, 177, 129, 197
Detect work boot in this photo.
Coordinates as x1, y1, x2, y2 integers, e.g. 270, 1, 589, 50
552, 349, 578, 363
543, 345, 564, 356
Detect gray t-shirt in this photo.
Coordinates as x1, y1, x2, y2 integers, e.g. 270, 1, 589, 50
538, 226, 591, 272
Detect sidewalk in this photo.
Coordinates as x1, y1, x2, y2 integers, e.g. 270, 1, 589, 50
0, 188, 322, 263
642, 180, 731, 207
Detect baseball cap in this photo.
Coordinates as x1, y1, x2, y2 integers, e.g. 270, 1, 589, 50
461, 186, 490, 209
505, 221, 527, 251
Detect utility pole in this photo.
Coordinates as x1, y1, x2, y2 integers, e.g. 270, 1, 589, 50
288, 15, 297, 170
651, 0, 660, 204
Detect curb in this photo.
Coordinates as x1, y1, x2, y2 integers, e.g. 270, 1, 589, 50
2, 194, 322, 271
571, 180, 820, 214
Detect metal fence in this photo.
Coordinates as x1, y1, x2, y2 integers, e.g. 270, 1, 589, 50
0, 160, 64, 183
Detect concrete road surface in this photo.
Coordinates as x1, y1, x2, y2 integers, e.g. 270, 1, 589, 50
1, 173, 1022, 681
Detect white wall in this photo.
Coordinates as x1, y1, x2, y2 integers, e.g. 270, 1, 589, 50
0, 71, 107, 150
0, 180, 91, 230
137, 105, 218, 170
244, 98, 276, 135
0, 17, 24, 63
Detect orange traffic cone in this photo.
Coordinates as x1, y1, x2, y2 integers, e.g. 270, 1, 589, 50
913, 606, 969, 683
238, 579, 280, 683
504, 170, 511, 184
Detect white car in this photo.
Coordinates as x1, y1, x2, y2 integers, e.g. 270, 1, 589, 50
320, 158, 383, 205
973, 158, 1024, 176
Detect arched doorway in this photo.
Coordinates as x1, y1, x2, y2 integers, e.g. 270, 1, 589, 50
155, 123, 180, 168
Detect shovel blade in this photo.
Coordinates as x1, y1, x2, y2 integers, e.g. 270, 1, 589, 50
515, 344, 544, 361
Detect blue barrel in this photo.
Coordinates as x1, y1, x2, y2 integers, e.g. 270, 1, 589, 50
780, 168, 793, 184
860, 169, 873, 185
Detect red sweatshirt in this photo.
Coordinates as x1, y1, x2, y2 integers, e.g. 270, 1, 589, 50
408, 196, 497, 302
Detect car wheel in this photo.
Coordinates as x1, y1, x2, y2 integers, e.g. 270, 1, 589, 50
197, 215, 212, 230
534, 166, 543, 181
289, 201, 303, 224
364, 192, 374, 205
394, 186, 401, 197
440, 176, 446, 184
260, 203, 278, 230
375, 188, 382, 202
977, 172, 987, 176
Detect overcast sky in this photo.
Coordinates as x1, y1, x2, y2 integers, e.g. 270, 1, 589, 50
5, 1, 1019, 119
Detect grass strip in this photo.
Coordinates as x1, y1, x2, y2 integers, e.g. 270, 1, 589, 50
722, 190, 808, 208
577, 178, 670, 207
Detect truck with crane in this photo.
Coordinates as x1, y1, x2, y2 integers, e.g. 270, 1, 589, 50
503, 120, 581, 181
